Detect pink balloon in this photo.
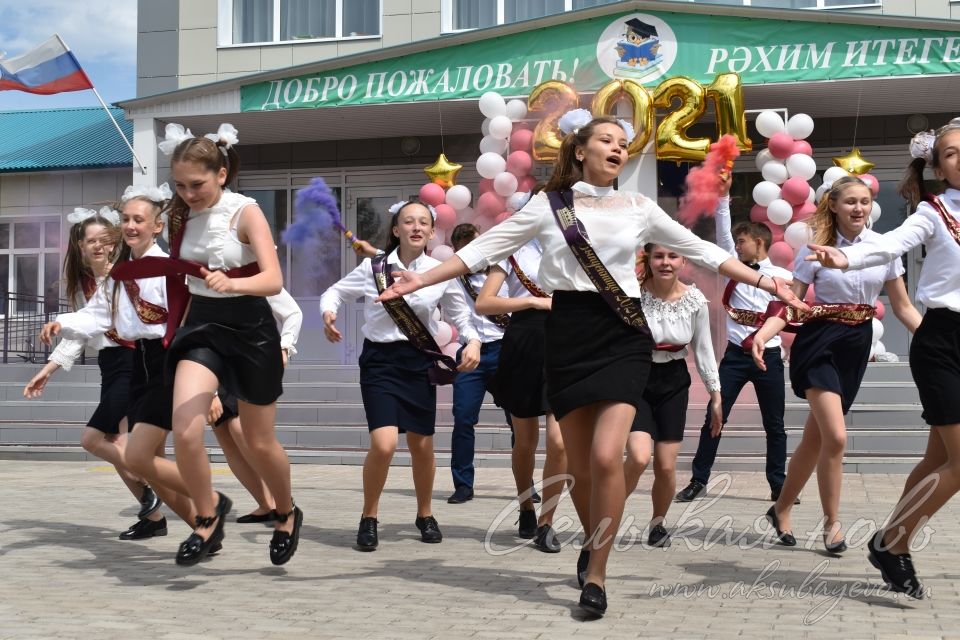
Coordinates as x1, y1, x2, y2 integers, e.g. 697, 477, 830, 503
449, 324, 458, 344
478, 178, 495, 195
494, 211, 511, 225
762, 221, 785, 244
517, 175, 537, 192
781, 176, 810, 206
441, 342, 461, 360
419, 183, 446, 207
749, 205, 769, 223
768, 241, 795, 269
780, 331, 796, 350
509, 128, 534, 153
803, 284, 816, 304
506, 150, 533, 177
791, 140, 813, 156
875, 299, 886, 321
768, 132, 795, 160
434, 204, 456, 231
792, 201, 817, 222
860, 173, 880, 197
477, 191, 506, 218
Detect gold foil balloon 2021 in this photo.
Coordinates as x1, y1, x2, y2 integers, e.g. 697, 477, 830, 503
527, 80, 579, 162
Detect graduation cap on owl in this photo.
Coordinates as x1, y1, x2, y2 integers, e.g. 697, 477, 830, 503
624, 18, 658, 41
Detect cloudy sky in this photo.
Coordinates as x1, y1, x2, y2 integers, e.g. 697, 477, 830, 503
0, 0, 137, 110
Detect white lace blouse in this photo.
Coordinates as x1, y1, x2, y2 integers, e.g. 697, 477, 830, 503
48, 277, 119, 371
642, 284, 720, 392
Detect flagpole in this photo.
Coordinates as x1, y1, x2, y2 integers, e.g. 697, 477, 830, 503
53, 34, 147, 175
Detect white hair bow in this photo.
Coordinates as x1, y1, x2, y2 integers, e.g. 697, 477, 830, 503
557, 108, 636, 143
158, 122, 240, 156
67, 206, 120, 226
910, 130, 936, 165
121, 183, 173, 204
389, 200, 437, 220
204, 123, 239, 149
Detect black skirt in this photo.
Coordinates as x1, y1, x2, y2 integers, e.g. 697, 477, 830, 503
166, 295, 283, 406
87, 346, 134, 435
544, 290, 653, 421
492, 308, 550, 418
128, 338, 173, 431
630, 358, 691, 442
910, 308, 960, 426
359, 339, 437, 435
213, 388, 239, 428
789, 319, 872, 414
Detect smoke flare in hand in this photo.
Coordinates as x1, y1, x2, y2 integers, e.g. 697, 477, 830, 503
676, 134, 741, 226
284, 177, 359, 247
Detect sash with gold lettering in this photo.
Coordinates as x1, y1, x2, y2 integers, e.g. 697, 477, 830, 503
458, 275, 510, 330
927, 195, 960, 247
80, 274, 135, 349
371, 253, 459, 386
546, 190, 648, 332
507, 255, 549, 298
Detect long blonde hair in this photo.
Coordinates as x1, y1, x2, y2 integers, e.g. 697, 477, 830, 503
810, 176, 870, 247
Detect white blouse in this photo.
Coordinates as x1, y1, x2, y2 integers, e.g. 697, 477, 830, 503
642, 285, 720, 392
794, 228, 904, 305
842, 188, 960, 312
319, 249, 481, 345
500, 239, 545, 299
179, 190, 259, 298
48, 278, 122, 371
457, 182, 731, 297
56, 243, 168, 342
269, 288, 303, 356
455, 272, 508, 343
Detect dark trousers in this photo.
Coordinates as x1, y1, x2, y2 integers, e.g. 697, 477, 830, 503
451, 340, 502, 490
690, 342, 787, 490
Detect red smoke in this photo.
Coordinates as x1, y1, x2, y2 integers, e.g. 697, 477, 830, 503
676, 135, 741, 227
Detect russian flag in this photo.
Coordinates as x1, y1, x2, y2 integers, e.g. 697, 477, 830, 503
0, 35, 93, 95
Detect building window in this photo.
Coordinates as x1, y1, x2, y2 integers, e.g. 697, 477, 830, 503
220, 0, 381, 46
0, 218, 61, 313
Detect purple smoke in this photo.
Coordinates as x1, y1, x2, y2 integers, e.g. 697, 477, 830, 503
284, 177, 345, 245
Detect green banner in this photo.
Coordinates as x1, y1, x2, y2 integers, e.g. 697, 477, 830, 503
241, 10, 960, 112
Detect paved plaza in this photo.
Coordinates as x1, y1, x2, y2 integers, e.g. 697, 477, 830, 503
2, 460, 960, 639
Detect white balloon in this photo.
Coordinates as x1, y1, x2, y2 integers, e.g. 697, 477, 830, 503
786, 113, 815, 140
435, 321, 453, 346
445, 184, 472, 210
481, 118, 491, 137
761, 160, 789, 185
432, 308, 441, 322
455, 206, 475, 225
870, 201, 882, 223
767, 199, 793, 225
754, 149, 774, 171
506, 191, 529, 212
815, 184, 829, 203
872, 317, 885, 343
875, 339, 887, 356
476, 152, 507, 179
488, 115, 513, 140
807, 186, 816, 203
493, 171, 519, 197
505, 99, 528, 121
786, 153, 817, 180
479, 135, 508, 154
752, 181, 781, 207
427, 228, 446, 250
756, 110, 786, 138
784, 221, 813, 250
478, 91, 506, 118
823, 166, 849, 184
431, 244, 454, 261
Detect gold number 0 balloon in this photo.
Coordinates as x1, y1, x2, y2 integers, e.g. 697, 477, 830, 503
589, 79, 653, 158
527, 80, 579, 162
652, 76, 711, 163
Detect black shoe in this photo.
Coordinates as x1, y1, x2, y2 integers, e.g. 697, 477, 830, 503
209, 542, 222, 556
675, 480, 706, 502
771, 486, 801, 504
356, 516, 379, 551
576, 549, 590, 588
415, 515, 443, 543
530, 480, 541, 504
868, 530, 924, 599
764, 506, 797, 546
137, 485, 162, 519
824, 533, 847, 555
518, 509, 537, 539
176, 493, 232, 566
237, 510, 278, 524
579, 582, 607, 618
119, 517, 168, 540
647, 523, 672, 548
270, 504, 304, 565
534, 524, 561, 553
447, 486, 474, 504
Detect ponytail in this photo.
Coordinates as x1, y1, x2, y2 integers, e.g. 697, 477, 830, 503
897, 157, 929, 213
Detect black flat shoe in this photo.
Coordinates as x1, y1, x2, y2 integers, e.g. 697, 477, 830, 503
534, 524, 561, 553
647, 523, 672, 548
675, 480, 706, 502
824, 534, 848, 555
518, 509, 537, 539
447, 486, 474, 504
765, 506, 796, 546
576, 549, 590, 588
867, 530, 924, 599
119, 517, 167, 540
237, 510, 278, 524
137, 485, 162, 519
270, 505, 304, 565
415, 515, 443, 543
771, 485, 801, 504
579, 582, 607, 618
356, 516, 378, 551
175, 493, 232, 567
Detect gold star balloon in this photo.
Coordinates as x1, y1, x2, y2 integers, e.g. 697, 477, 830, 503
832, 148, 875, 175
423, 153, 462, 189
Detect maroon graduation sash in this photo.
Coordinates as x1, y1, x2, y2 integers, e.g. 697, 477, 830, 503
546, 189, 648, 332
371, 253, 459, 386
80, 274, 135, 349
654, 343, 685, 352
507, 255, 549, 298
927, 195, 960, 247
458, 275, 510, 330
